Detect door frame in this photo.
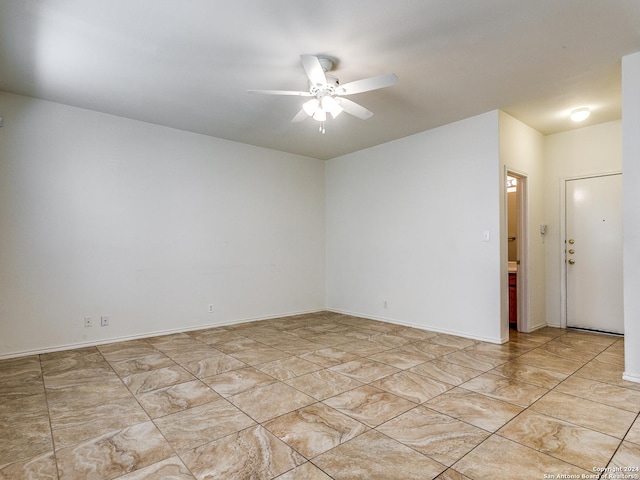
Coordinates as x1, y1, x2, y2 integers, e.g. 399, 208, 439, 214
559, 171, 622, 329
504, 167, 530, 333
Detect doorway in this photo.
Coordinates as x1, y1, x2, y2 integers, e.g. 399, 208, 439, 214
506, 170, 528, 332
565, 173, 623, 334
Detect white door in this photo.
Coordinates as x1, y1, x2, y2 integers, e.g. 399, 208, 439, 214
566, 174, 623, 334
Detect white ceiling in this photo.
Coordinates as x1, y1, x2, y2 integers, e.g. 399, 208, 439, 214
1, 1, 639, 160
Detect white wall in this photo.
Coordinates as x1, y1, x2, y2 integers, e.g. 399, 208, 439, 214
622, 52, 640, 382
543, 120, 622, 327
499, 112, 546, 333
326, 111, 503, 343
0, 92, 326, 357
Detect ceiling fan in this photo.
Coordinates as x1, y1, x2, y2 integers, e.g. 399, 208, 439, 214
248, 55, 398, 133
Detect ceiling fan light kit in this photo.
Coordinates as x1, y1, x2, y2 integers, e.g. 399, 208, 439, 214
248, 54, 397, 133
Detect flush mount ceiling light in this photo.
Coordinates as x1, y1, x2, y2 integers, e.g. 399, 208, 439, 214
248, 55, 398, 134
570, 107, 591, 122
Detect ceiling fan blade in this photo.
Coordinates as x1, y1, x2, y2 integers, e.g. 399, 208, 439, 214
336, 73, 398, 95
247, 89, 312, 96
336, 98, 373, 120
300, 54, 327, 87
291, 108, 308, 122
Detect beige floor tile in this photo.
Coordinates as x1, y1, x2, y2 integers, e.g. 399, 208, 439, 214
0, 356, 44, 399
460, 372, 548, 407
186, 329, 243, 346
323, 385, 415, 427
554, 375, 640, 412
312, 429, 446, 480
115, 455, 195, 479
399, 341, 457, 359
228, 381, 316, 423
425, 388, 523, 432
490, 360, 568, 389
299, 347, 360, 368
228, 345, 291, 365
595, 350, 625, 367
213, 336, 266, 354
135, 379, 220, 418
110, 352, 176, 377
440, 350, 505, 372
329, 358, 399, 383
4, 315, 636, 478
202, 366, 276, 397
367, 333, 412, 348
306, 332, 354, 347
154, 398, 255, 452
145, 333, 200, 353
0, 451, 58, 480
122, 365, 195, 395
371, 371, 453, 403
160, 344, 226, 365
498, 410, 620, 470
624, 416, 640, 445
182, 353, 247, 377
538, 341, 600, 363
531, 391, 637, 438
274, 461, 333, 479
42, 353, 120, 389
429, 334, 477, 349
46, 378, 148, 448
55, 421, 174, 480
50, 394, 150, 450
608, 441, 640, 469
181, 425, 305, 480
409, 359, 483, 386
256, 356, 322, 381
263, 403, 368, 458
378, 406, 489, 466
286, 369, 363, 400
464, 341, 532, 360
516, 349, 585, 375
97, 340, 158, 363
367, 348, 433, 369
454, 435, 590, 479
0, 394, 53, 465
435, 469, 472, 480
269, 339, 326, 356
576, 359, 640, 391
338, 339, 390, 356
563, 331, 619, 347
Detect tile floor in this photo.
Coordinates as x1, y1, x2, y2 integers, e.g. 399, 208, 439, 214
2, 311, 640, 479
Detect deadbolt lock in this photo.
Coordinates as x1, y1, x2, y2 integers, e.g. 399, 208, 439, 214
568, 249, 575, 254
568, 259, 575, 265
568, 239, 575, 244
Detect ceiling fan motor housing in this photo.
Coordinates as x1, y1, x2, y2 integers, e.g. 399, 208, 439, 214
309, 75, 339, 96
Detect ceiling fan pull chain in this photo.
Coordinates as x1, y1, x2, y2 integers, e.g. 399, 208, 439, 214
320, 122, 326, 134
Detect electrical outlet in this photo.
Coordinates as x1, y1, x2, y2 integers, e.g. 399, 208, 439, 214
84, 317, 92, 327
208, 304, 214, 313
100, 315, 109, 326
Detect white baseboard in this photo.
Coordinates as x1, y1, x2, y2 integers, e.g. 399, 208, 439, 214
0, 308, 326, 360
325, 308, 506, 344
623, 372, 640, 384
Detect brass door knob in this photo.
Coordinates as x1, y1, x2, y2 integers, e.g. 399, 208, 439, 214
568, 249, 575, 254
568, 239, 575, 244
568, 259, 575, 265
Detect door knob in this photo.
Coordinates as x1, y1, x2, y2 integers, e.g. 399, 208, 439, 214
568, 249, 575, 254
568, 239, 575, 244
568, 259, 575, 265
